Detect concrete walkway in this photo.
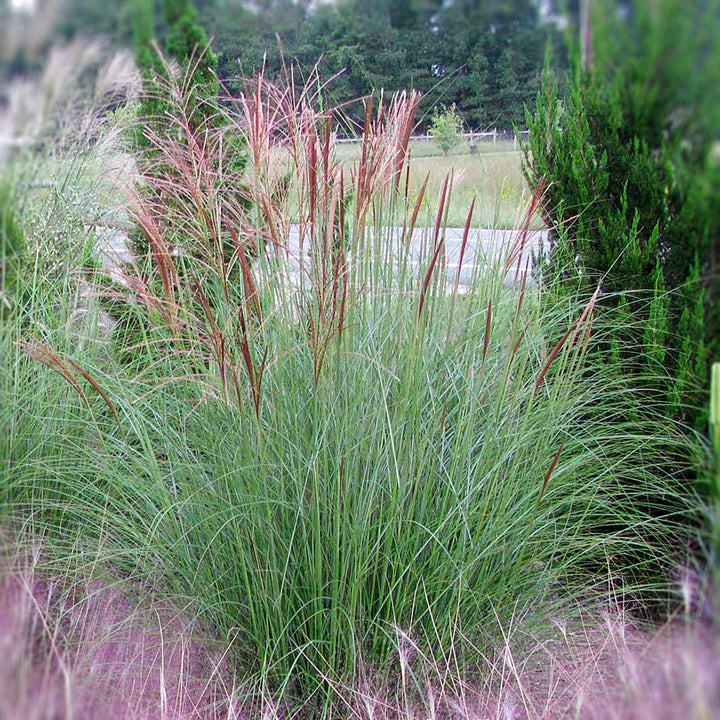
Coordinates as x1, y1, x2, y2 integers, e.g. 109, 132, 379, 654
97, 223, 548, 290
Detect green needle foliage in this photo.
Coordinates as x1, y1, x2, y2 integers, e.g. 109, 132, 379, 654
710, 363, 720, 589
524, 0, 720, 429
132, 0, 219, 139
131, 0, 245, 186
162, 0, 220, 117
129, 0, 247, 277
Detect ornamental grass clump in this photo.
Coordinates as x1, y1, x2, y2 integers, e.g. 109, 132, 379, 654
1, 64, 706, 717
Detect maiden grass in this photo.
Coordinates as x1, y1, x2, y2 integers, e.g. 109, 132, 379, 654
0, 70, 707, 715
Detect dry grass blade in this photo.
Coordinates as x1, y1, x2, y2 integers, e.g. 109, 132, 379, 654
505, 182, 544, 277
454, 197, 475, 293
482, 298, 493, 368
416, 175, 451, 322
353, 91, 420, 229
64, 358, 121, 430
431, 174, 450, 253
19, 341, 90, 409
511, 320, 531, 363
568, 285, 600, 350
18, 341, 120, 428
512, 257, 530, 331
533, 324, 575, 394
193, 278, 228, 397
418, 228, 446, 324
236, 304, 257, 413
131, 205, 178, 305
539, 442, 565, 502
404, 172, 430, 246
533, 287, 599, 393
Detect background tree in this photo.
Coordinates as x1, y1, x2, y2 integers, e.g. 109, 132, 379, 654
493, 46, 522, 127
429, 104, 464, 155
57, 0, 136, 47
216, 0, 566, 132
0, 181, 25, 317
465, 48, 491, 128
129, 0, 246, 264
133, 0, 218, 132
45, 0, 569, 132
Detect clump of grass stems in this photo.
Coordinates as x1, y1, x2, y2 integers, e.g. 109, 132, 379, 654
0, 65, 707, 717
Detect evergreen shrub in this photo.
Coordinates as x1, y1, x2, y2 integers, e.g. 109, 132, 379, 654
524, 0, 720, 428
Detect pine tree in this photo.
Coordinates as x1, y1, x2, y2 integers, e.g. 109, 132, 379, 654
130, 0, 247, 260
493, 47, 522, 129
643, 257, 670, 373
467, 49, 490, 129
132, 0, 219, 144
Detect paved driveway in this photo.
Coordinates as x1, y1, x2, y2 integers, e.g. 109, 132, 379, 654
98, 224, 547, 290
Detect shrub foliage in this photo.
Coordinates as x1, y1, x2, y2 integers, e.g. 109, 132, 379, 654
132, 0, 219, 144
0, 182, 25, 317
524, 0, 720, 427
428, 103, 464, 156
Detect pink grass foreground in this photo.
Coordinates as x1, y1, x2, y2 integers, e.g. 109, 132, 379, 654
0, 545, 237, 719
1, 548, 718, 720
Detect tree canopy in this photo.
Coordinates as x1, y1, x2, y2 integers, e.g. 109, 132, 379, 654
52, 0, 566, 132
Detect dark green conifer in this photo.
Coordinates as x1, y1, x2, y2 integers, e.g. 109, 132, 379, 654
524, 0, 720, 428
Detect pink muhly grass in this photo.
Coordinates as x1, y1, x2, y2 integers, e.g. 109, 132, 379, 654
5, 547, 718, 719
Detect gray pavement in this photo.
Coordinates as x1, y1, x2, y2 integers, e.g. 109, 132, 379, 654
97, 224, 548, 291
